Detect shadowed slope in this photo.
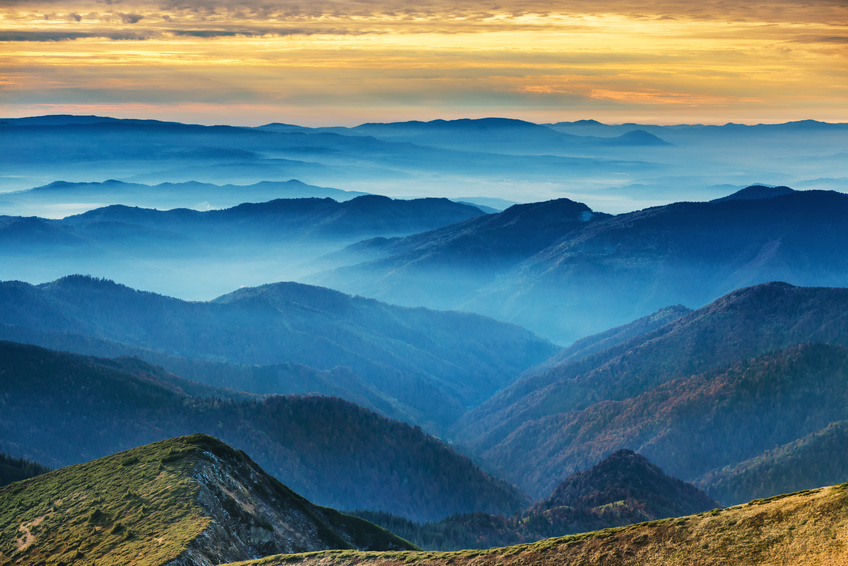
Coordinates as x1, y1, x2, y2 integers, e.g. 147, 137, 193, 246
455, 282, 848, 458
0, 341, 529, 522
453, 283, 848, 502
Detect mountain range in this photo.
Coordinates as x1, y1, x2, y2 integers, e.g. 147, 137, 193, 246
5, 279, 848, 518
5, 432, 848, 566
0, 179, 369, 218
315, 187, 848, 343
260, 117, 671, 154
0, 116, 660, 208
0, 194, 486, 299
4, 115, 845, 212
0, 275, 555, 433
4, 112, 848, 563
8, 182, 848, 346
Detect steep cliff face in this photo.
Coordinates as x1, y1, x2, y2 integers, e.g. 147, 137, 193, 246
169, 439, 414, 566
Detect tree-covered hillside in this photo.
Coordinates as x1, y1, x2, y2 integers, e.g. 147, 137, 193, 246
455, 283, 848, 467
0, 454, 51, 488
0, 341, 528, 522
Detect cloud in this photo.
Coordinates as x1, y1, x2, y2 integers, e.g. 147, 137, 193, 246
792, 35, 848, 44
0, 31, 149, 41
118, 12, 144, 23
0, 27, 323, 41
170, 27, 312, 37
3, 0, 846, 24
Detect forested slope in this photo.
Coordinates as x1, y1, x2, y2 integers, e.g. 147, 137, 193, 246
0, 341, 528, 521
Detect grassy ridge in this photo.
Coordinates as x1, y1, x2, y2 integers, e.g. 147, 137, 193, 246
0, 434, 417, 566
0, 436, 212, 566
228, 484, 848, 566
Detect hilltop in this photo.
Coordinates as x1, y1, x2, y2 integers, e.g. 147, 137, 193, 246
0, 434, 415, 566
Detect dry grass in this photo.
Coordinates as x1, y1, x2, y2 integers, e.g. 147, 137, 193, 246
0, 436, 212, 566
227, 484, 848, 566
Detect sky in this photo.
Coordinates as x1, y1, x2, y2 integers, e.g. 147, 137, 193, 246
1, 0, 846, 126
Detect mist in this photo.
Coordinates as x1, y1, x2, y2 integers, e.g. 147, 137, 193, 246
3, 116, 845, 216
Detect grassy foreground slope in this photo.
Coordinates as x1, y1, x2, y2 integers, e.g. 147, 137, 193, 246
0, 434, 414, 566
230, 484, 848, 566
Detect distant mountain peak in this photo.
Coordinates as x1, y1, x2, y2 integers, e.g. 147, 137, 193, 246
212, 280, 347, 306
613, 129, 671, 145
499, 197, 594, 222
37, 274, 163, 302
536, 449, 718, 517
33, 179, 133, 192
44, 273, 123, 290
712, 184, 796, 202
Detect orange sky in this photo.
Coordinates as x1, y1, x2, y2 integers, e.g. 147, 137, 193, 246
1, 0, 846, 125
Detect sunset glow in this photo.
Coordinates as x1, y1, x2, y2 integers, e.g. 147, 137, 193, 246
1, 1, 846, 124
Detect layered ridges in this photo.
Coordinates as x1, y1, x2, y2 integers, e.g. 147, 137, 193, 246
0, 340, 528, 522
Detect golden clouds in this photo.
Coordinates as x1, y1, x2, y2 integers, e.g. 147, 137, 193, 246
3, 1, 846, 40
0, 1, 845, 124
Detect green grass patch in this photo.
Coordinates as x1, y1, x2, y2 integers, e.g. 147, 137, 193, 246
0, 435, 215, 566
